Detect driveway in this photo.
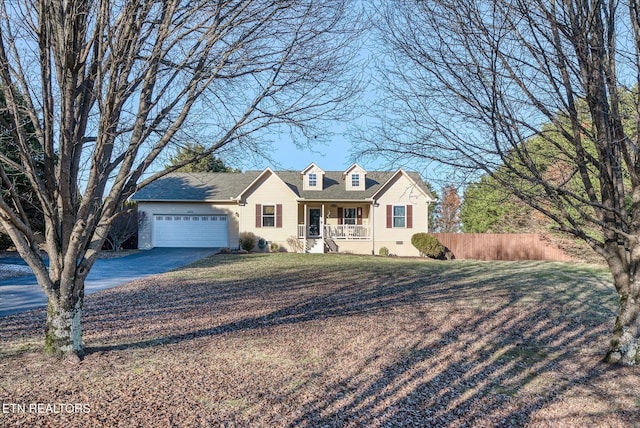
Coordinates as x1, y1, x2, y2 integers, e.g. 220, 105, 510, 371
0, 248, 219, 317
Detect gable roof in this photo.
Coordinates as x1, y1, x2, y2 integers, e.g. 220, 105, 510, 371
300, 162, 324, 174
371, 169, 435, 201
342, 163, 367, 177
238, 167, 299, 199
132, 168, 434, 202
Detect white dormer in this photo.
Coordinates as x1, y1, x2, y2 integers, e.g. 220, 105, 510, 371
343, 163, 367, 191
301, 162, 325, 191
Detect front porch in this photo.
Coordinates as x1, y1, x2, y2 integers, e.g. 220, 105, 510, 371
297, 203, 372, 241
297, 224, 371, 240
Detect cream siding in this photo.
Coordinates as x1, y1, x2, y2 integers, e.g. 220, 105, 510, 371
344, 164, 367, 191
239, 172, 299, 249
302, 164, 325, 191
372, 173, 430, 257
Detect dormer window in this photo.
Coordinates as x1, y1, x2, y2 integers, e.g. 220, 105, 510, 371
344, 163, 367, 191
301, 162, 324, 191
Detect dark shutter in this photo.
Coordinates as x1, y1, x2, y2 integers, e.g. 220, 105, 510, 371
386, 205, 392, 228
255, 204, 262, 228
276, 204, 283, 228
407, 205, 413, 228
357, 207, 363, 225
337, 207, 343, 225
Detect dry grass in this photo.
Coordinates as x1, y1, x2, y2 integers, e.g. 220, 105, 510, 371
1, 253, 639, 427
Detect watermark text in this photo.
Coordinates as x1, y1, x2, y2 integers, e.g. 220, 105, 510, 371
2, 402, 90, 414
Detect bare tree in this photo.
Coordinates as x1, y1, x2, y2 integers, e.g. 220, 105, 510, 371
0, 0, 361, 358
105, 205, 146, 252
364, 0, 640, 365
434, 184, 461, 233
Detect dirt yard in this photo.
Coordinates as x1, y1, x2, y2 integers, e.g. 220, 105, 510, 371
1, 253, 638, 427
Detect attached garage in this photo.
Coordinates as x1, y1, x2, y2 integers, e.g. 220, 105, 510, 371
152, 214, 229, 248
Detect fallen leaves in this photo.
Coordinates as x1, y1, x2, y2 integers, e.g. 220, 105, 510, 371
0, 254, 638, 427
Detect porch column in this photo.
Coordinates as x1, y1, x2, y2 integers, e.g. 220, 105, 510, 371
372, 201, 376, 255
321, 204, 325, 238
303, 203, 307, 251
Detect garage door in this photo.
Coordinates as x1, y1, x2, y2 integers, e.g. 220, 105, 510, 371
153, 214, 229, 247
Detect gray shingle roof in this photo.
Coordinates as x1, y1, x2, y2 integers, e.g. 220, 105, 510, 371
132, 172, 260, 201
132, 169, 433, 202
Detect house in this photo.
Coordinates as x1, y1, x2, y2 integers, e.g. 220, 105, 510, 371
132, 163, 435, 256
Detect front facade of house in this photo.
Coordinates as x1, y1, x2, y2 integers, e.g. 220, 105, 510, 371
132, 163, 435, 256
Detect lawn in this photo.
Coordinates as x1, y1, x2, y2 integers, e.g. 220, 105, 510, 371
1, 253, 639, 427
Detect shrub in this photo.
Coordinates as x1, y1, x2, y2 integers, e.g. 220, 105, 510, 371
106, 205, 145, 252
239, 232, 257, 252
286, 236, 305, 253
269, 242, 280, 252
379, 246, 390, 257
411, 233, 445, 258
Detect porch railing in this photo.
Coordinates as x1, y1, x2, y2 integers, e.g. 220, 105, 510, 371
324, 225, 370, 240
298, 224, 371, 240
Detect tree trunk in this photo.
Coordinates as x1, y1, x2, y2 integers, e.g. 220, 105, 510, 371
604, 258, 640, 365
44, 291, 84, 358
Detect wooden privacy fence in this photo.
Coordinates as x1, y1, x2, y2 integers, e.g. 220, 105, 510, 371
431, 233, 573, 262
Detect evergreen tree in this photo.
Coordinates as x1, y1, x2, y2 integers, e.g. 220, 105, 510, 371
166, 142, 239, 173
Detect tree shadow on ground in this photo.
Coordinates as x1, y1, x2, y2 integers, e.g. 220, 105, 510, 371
1, 255, 635, 426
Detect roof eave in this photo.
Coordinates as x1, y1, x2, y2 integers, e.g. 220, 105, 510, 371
237, 167, 299, 199
134, 198, 240, 203
370, 169, 434, 201
297, 198, 375, 202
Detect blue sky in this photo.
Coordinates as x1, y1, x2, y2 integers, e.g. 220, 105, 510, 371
242, 129, 447, 191
265, 137, 359, 171
249, 125, 374, 172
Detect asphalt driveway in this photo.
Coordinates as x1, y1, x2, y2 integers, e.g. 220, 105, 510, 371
0, 248, 219, 316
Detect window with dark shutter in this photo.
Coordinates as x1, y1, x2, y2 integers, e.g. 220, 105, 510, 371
255, 204, 262, 228
276, 204, 282, 228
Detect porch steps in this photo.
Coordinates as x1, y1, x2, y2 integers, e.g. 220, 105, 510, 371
306, 239, 324, 254
324, 238, 338, 253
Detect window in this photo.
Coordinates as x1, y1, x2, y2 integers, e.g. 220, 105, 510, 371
343, 208, 357, 225
393, 205, 406, 228
262, 205, 275, 227
351, 173, 360, 187
308, 173, 317, 187
256, 204, 281, 228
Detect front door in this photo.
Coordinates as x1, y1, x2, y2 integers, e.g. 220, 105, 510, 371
309, 208, 321, 237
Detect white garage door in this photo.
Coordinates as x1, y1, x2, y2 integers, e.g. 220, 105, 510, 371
153, 214, 229, 247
